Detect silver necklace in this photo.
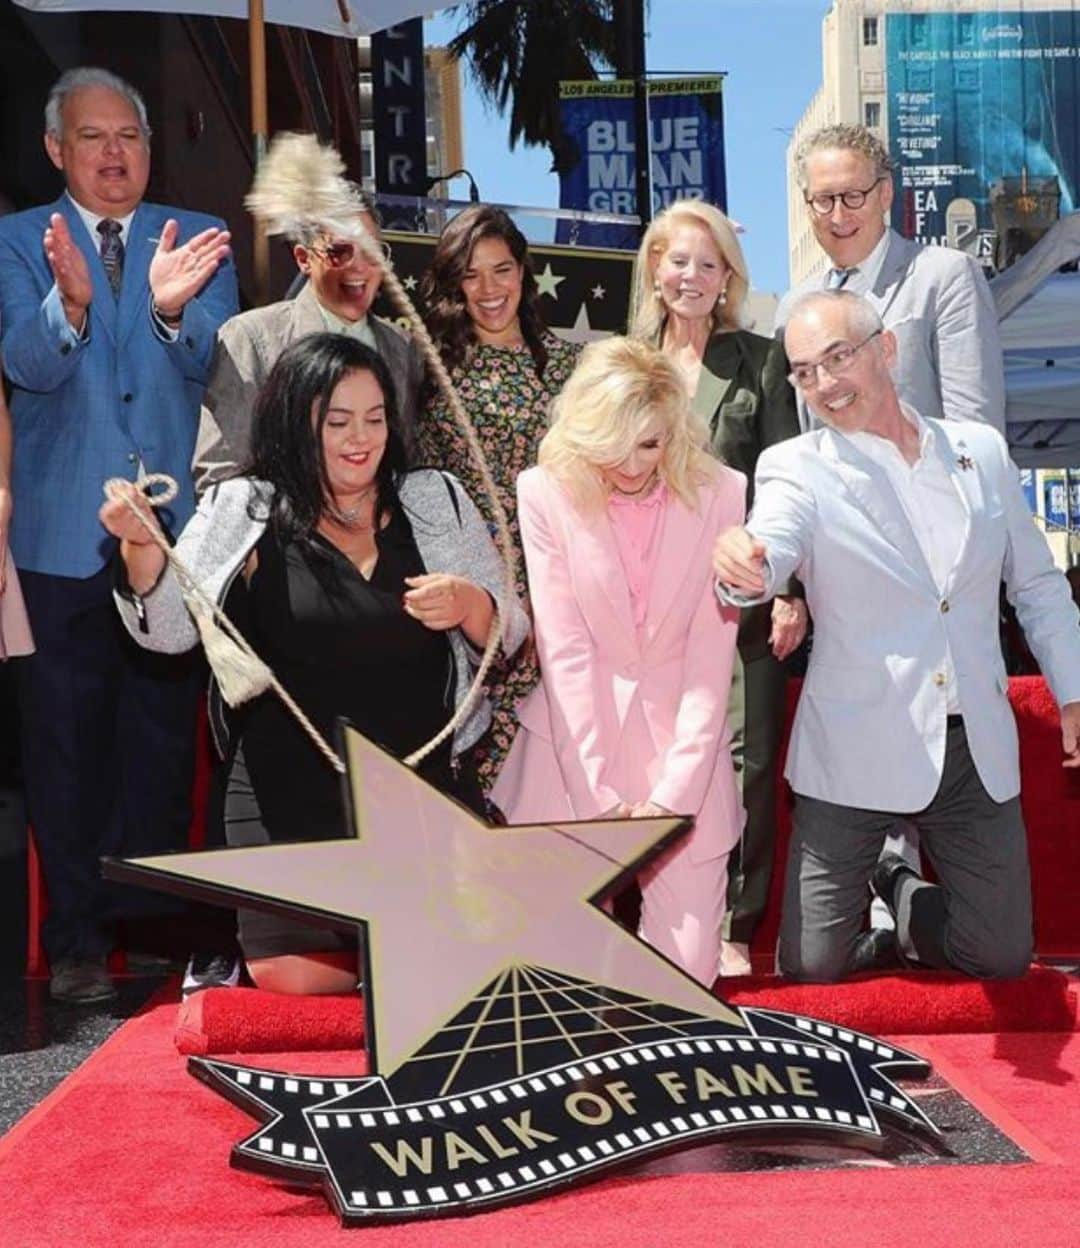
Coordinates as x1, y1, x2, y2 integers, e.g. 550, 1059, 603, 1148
327, 486, 376, 530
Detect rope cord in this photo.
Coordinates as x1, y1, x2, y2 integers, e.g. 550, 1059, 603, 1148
106, 228, 519, 778
105, 474, 348, 774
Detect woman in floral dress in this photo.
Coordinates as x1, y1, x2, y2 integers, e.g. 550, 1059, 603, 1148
418, 206, 579, 798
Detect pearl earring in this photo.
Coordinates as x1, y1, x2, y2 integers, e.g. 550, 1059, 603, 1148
718, 287, 728, 307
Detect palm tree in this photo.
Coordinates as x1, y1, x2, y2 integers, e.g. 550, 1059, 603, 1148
447, 0, 618, 171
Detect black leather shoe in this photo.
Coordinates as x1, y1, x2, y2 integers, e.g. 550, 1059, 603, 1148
851, 927, 903, 974
50, 956, 117, 1004
871, 851, 922, 918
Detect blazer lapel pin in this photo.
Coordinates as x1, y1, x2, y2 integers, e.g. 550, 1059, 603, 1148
957, 455, 974, 471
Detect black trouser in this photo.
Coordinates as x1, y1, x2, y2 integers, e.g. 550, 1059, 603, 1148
16, 566, 199, 961
778, 720, 1033, 983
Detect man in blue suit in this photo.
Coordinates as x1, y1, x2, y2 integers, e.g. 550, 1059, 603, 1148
0, 67, 237, 1002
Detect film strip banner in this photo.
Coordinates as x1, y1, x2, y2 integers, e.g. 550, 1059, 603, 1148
190, 1007, 940, 1226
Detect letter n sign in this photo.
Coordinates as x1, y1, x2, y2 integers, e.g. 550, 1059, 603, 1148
372, 19, 428, 218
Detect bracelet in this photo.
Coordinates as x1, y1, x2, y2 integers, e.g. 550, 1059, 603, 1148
152, 300, 183, 327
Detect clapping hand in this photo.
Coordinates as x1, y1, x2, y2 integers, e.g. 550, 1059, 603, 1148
713, 526, 768, 596
149, 220, 231, 320
43, 214, 93, 328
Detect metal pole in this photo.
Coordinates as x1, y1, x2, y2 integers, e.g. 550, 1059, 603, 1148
249, 0, 270, 305
629, 0, 650, 235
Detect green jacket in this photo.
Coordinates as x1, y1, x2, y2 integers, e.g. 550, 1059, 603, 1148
692, 329, 801, 658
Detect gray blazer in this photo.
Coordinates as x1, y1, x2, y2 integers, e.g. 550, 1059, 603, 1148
722, 418, 1080, 811
776, 229, 1006, 434
192, 282, 425, 494
115, 470, 530, 757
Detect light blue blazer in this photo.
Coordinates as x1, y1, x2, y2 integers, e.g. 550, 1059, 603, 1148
727, 418, 1080, 810
0, 194, 238, 577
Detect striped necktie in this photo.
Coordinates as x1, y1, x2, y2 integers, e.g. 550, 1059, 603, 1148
97, 218, 124, 297
825, 266, 853, 291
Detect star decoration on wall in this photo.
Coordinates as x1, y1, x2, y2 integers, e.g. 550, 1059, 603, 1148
402, 274, 418, 292
109, 725, 743, 1083
591, 284, 606, 300
534, 262, 567, 299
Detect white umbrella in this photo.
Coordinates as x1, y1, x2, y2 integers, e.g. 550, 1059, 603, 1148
13, 1, 436, 38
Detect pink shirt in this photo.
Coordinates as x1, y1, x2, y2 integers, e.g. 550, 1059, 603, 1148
607, 482, 667, 631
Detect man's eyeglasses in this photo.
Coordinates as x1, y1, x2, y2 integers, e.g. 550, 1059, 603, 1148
787, 330, 882, 389
308, 240, 391, 268
804, 177, 885, 216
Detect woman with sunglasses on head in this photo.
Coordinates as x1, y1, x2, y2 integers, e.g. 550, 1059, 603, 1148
628, 200, 805, 978
418, 206, 580, 800
194, 186, 425, 495
102, 334, 529, 996
493, 336, 745, 986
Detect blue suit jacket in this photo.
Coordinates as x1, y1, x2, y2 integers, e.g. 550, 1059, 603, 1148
0, 194, 238, 577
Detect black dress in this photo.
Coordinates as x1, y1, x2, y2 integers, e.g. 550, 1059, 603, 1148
224, 504, 456, 959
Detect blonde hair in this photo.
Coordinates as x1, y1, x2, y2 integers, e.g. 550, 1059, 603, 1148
538, 336, 716, 511
628, 200, 750, 343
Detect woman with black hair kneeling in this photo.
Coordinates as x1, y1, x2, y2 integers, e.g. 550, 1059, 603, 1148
102, 333, 529, 995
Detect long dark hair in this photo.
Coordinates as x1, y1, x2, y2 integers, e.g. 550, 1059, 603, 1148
248, 333, 410, 540
420, 205, 550, 378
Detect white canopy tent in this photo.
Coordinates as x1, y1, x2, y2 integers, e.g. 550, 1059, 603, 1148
992, 214, 1080, 469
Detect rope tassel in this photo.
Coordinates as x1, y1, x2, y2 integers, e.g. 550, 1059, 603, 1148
189, 599, 274, 707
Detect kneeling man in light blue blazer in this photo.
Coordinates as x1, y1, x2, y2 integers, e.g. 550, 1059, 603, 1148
715, 290, 1080, 983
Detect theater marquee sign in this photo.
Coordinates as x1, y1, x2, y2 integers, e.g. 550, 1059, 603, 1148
110, 727, 940, 1226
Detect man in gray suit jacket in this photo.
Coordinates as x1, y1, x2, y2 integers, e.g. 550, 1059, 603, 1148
776, 124, 1008, 938
193, 192, 424, 493
715, 291, 1080, 983
776, 124, 1005, 435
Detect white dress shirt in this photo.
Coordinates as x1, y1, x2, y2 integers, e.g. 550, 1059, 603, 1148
844, 403, 967, 713
67, 193, 136, 248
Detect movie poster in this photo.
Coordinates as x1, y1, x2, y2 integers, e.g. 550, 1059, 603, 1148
886, 10, 1080, 253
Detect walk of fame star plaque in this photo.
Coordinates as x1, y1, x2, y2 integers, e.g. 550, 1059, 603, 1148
105, 723, 942, 1226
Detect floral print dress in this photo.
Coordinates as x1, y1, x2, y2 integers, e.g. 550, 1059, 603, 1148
418, 333, 581, 795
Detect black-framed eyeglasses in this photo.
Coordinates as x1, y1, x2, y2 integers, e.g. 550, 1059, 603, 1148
804, 178, 886, 215
309, 239, 391, 268
787, 330, 883, 389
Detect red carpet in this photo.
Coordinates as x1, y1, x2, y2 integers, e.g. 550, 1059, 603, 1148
754, 676, 1080, 959
175, 966, 1077, 1055
2, 1000, 1079, 1247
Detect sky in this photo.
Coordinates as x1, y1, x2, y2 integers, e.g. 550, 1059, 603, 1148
425, 1, 828, 294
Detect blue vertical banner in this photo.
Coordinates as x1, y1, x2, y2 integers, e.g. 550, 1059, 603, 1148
1041, 470, 1080, 527
886, 10, 1080, 252
556, 78, 727, 249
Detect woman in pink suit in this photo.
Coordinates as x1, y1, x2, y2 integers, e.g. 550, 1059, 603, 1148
493, 336, 746, 985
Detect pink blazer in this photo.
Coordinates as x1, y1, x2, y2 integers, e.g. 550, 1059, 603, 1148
494, 464, 746, 863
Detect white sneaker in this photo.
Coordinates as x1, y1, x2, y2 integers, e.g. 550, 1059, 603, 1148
718, 940, 752, 977
182, 952, 242, 998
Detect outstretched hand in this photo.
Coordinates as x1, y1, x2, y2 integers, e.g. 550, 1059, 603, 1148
149, 219, 231, 319
713, 526, 768, 595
